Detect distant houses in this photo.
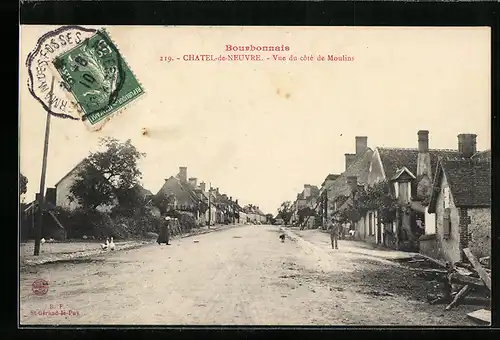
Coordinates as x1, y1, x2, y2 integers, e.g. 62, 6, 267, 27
44, 163, 267, 231
289, 131, 491, 264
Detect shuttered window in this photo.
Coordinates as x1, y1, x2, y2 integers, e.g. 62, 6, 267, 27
443, 208, 451, 239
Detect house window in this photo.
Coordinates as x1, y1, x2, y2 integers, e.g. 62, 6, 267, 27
443, 208, 451, 239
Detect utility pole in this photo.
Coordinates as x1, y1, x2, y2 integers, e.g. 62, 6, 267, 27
208, 182, 211, 228
324, 191, 328, 226
34, 75, 55, 256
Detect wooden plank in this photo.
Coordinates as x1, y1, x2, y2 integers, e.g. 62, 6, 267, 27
467, 309, 491, 325
446, 284, 471, 311
409, 267, 448, 274
463, 248, 491, 291
418, 253, 449, 268
448, 272, 485, 288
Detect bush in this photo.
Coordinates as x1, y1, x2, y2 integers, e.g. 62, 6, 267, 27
165, 210, 197, 232
52, 207, 118, 240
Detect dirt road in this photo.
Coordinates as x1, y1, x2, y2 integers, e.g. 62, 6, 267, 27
20, 224, 480, 325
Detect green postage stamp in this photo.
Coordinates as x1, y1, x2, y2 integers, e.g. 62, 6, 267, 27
52, 29, 144, 128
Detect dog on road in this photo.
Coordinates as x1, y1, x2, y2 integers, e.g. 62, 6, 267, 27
279, 233, 286, 243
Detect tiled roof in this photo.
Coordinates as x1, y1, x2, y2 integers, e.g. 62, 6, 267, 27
54, 159, 90, 187
132, 183, 153, 198
155, 177, 201, 206
377, 147, 460, 181
472, 149, 491, 160
321, 174, 340, 187
428, 158, 491, 211
326, 148, 374, 199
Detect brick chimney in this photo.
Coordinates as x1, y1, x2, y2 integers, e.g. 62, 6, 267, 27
346, 176, 358, 195
199, 182, 206, 192
188, 177, 197, 188
416, 130, 432, 178
178, 166, 187, 183
458, 133, 477, 158
345, 153, 356, 171
418, 130, 429, 153
355, 136, 368, 156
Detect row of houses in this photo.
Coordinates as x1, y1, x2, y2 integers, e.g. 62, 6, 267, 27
290, 131, 491, 265
24, 163, 268, 234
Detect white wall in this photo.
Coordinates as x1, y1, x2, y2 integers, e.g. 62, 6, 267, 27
425, 208, 436, 234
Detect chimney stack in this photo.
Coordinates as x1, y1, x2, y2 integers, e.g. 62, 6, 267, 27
345, 153, 357, 170
346, 176, 358, 195
355, 136, 368, 156
416, 130, 432, 178
178, 166, 187, 183
188, 177, 197, 188
458, 134, 477, 158
418, 130, 429, 153
199, 182, 206, 192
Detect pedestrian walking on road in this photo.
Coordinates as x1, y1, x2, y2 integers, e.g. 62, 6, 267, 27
328, 218, 339, 250
157, 217, 171, 245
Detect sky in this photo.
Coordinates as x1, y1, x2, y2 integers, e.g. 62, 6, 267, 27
19, 26, 491, 215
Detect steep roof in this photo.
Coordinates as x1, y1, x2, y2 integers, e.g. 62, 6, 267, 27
377, 147, 460, 181
428, 158, 491, 212
54, 159, 89, 187
132, 183, 153, 198
472, 149, 491, 160
155, 177, 201, 206
326, 148, 374, 199
321, 174, 340, 187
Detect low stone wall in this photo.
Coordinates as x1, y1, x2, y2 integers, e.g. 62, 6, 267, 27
418, 233, 440, 260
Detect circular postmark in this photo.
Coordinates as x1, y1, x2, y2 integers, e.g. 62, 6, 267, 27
32, 279, 49, 296
26, 26, 127, 123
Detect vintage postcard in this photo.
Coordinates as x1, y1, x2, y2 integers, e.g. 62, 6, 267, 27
19, 26, 491, 326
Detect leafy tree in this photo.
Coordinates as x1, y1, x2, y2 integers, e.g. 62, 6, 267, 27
355, 180, 399, 224
265, 213, 275, 224
69, 137, 146, 210
297, 207, 316, 223
20, 173, 28, 196
276, 201, 293, 225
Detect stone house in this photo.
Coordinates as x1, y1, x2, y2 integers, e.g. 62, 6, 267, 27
294, 184, 320, 228
363, 130, 462, 250
317, 174, 340, 225
424, 150, 491, 264
54, 159, 118, 212
154, 166, 206, 223
327, 136, 374, 234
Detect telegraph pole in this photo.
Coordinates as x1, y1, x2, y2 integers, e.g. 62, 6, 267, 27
324, 191, 328, 226
34, 76, 55, 256
207, 182, 211, 228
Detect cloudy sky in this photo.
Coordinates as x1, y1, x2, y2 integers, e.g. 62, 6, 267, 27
19, 26, 490, 214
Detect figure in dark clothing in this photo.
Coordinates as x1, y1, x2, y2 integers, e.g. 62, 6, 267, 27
157, 217, 171, 245
328, 218, 339, 249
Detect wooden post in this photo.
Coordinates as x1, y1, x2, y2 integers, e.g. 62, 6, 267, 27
207, 182, 211, 228
446, 284, 471, 311
463, 248, 491, 290
34, 76, 54, 256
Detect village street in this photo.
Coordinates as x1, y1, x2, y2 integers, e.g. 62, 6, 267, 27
20, 224, 479, 326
